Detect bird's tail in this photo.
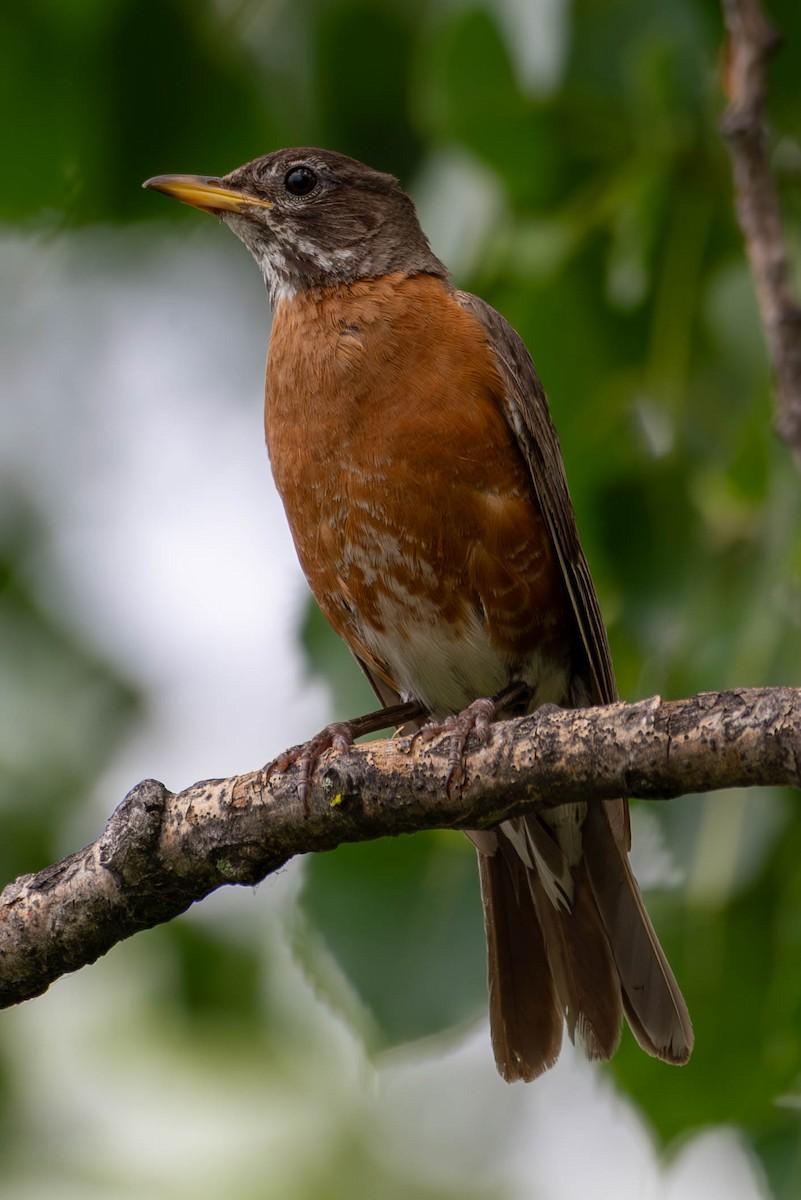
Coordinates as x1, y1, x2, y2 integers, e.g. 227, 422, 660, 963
477, 805, 693, 1081
581, 800, 694, 1064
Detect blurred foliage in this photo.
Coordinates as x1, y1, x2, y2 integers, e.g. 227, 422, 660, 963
302, 832, 487, 1046
2, 0, 801, 1196
0, 491, 140, 878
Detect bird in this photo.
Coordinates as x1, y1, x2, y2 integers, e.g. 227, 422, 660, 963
144, 148, 693, 1081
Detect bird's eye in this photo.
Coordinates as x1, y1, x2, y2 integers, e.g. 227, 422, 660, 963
284, 166, 318, 197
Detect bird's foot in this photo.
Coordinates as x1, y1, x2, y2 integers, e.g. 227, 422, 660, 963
264, 700, 425, 811
413, 699, 496, 791
411, 683, 531, 792
266, 722, 355, 810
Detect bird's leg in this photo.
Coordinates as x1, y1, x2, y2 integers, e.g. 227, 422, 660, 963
412, 682, 532, 791
265, 700, 426, 810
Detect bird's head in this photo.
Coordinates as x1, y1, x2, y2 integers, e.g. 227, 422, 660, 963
144, 147, 446, 305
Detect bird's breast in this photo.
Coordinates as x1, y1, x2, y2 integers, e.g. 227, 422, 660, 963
263, 273, 572, 709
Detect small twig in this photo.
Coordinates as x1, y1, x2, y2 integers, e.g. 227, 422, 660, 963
720, 0, 801, 463
1, 687, 798, 1011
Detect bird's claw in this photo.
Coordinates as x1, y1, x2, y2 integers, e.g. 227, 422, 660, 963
264, 721, 356, 811
263, 701, 425, 812
412, 697, 497, 793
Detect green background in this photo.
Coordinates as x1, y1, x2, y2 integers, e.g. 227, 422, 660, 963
1, 0, 800, 1196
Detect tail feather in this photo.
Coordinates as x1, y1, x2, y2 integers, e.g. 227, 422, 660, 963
477, 845, 563, 1081
528, 861, 622, 1060
476, 802, 692, 1076
582, 802, 694, 1064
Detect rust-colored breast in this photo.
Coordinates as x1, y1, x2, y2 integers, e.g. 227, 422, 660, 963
264, 273, 571, 711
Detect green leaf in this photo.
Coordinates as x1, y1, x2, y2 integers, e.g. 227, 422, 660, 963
301, 831, 487, 1047
416, 8, 557, 205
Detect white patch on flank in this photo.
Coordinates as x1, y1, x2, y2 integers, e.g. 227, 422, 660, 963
362, 604, 507, 713
345, 527, 439, 591
359, 588, 570, 719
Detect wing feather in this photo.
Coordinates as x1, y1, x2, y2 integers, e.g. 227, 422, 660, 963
454, 290, 617, 708
456, 289, 693, 1065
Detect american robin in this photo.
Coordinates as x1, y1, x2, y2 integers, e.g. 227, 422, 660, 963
144, 149, 693, 1081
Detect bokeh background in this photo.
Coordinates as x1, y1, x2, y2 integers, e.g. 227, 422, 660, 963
2, 0, 801, 1196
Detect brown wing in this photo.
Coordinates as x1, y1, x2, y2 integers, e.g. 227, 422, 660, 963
456, 287, 629, 856
352, 649, 403, 709
456, 290, 693, 1070
455, 290, 617, 710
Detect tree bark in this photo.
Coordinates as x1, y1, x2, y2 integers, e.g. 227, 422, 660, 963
720, 0, 801, 463
1, 687, 798, 1010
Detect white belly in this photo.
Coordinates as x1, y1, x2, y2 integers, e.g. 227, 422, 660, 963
360, 590, 570, 715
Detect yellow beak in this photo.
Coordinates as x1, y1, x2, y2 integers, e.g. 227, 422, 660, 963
143, 174, 273, 216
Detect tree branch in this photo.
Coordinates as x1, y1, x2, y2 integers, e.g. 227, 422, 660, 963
1, 687, 798, 1010
720, 0, 801, 463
